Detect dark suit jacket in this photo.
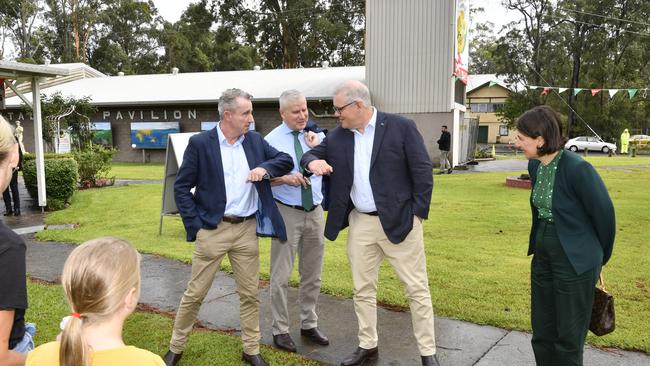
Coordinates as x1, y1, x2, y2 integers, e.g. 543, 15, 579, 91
174, 128, 293, 242
528, 151, 616, 275
301, 111, 433, 244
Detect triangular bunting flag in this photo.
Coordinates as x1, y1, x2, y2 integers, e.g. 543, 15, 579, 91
558, 88, 568, 94
628, 89, 638, 98
591, 89, 601, 96
489, 80, 498, 87
608, 89, 619, 99
529, 86, 538, 90
573, 88, 583, 96
541, 87, 550, 96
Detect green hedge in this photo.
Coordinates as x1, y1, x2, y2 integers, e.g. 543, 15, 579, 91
23, 152, 74, 161
22, 158, 79, 210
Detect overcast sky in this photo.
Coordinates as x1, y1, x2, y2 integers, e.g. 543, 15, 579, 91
152, 0, 199, 23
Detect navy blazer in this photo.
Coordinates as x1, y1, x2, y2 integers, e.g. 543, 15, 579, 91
528, 151, 616, 275
174, 128, 293, 242
301, 111, 433, 244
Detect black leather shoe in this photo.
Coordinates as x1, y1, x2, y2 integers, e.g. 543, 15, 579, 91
273, 333, 297, 352
162, 350, 182, 366
340, 346, 378, 366
301, 327, 330, 345
242, 352, 269, 366
13, 209, 20, 216
4, 210, 13, 216
422, 354, 441, 366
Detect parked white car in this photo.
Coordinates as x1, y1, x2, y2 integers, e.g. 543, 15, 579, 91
565, 136, 617, 153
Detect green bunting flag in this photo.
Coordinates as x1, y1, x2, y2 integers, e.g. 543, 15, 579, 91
489, 80, 497, 87
573, 88, 583, 96
628, 89, 638, 98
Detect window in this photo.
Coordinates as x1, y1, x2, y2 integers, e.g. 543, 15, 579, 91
499, 125, 509, 136
469, 103, 505, 113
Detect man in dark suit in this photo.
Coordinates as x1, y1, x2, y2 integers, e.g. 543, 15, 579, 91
436, 125, 452, 174
3, 136, 22, 216
163, 88, 293, 366
301, 80, 439, 366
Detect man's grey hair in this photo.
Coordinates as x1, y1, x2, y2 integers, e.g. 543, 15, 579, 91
279, 89, 305, 110
218, 88, 253, 119
334, 80, 372, 107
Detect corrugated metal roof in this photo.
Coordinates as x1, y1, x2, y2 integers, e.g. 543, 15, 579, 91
5, 66, 365, 107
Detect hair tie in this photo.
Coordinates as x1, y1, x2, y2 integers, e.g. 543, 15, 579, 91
70, 312, 81, 319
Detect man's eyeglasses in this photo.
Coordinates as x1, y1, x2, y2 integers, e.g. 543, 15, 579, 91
333, 100, 357, 114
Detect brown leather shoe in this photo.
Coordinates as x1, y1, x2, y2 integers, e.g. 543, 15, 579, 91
273, 333, 297, 352
340, 346, 378, 366
242, 352, 269, 366
301, 327, 330, 345
162, 350, 182, 366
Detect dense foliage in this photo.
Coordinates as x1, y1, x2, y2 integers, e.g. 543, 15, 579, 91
470, 0, 650, 140
0, 0, 365, 72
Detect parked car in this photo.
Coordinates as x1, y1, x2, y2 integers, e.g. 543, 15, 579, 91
565, 136, 617, 153
629, 134, 650, 147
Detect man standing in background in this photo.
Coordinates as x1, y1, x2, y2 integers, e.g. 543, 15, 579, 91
437, 125, 451, 174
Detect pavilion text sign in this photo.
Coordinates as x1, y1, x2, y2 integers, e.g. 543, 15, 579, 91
102, 109, 197, 121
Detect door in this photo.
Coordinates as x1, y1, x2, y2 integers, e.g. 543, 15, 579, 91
478, 126, 489, 144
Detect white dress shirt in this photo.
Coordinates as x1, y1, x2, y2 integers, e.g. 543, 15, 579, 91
265, 122, 324, 206
350, 108, 378, 212
216, 123, 258, 216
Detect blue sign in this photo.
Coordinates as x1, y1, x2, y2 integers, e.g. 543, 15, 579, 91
131, 122, 180, 149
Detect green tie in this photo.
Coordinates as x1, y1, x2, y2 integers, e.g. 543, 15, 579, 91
292, 131, 314, 210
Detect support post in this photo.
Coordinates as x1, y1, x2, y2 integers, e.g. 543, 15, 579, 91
32, 77, 46, 207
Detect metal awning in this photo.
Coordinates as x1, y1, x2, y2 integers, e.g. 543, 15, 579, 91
0, 61, 70, 208
0, 61, 70, 79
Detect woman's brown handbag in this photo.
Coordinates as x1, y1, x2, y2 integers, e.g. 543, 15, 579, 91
589, 274, 615, 336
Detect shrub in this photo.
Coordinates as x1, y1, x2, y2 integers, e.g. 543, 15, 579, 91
72, 146, 117, 187
22, 158, 78, 211
23, 152, 74, 161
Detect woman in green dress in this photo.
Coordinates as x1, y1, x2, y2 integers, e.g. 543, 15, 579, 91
514, 106, 616, 366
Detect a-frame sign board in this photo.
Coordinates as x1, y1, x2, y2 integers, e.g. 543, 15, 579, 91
159, 132, 199, 235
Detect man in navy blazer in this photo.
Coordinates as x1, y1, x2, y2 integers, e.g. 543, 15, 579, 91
164, 89, 293, 366
301, 81, 439, 366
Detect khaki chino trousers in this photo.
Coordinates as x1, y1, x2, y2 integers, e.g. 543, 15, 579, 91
169, 219, 262, 355
347, 209, 436, 356
270, 204, 325, 335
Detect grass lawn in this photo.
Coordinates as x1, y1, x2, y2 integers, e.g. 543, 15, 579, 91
109, 162, 164, 180
36, 158, 650, 353
26, 280, 320, 365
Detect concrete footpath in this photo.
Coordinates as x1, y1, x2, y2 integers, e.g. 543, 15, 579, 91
4, 172, 650, 365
